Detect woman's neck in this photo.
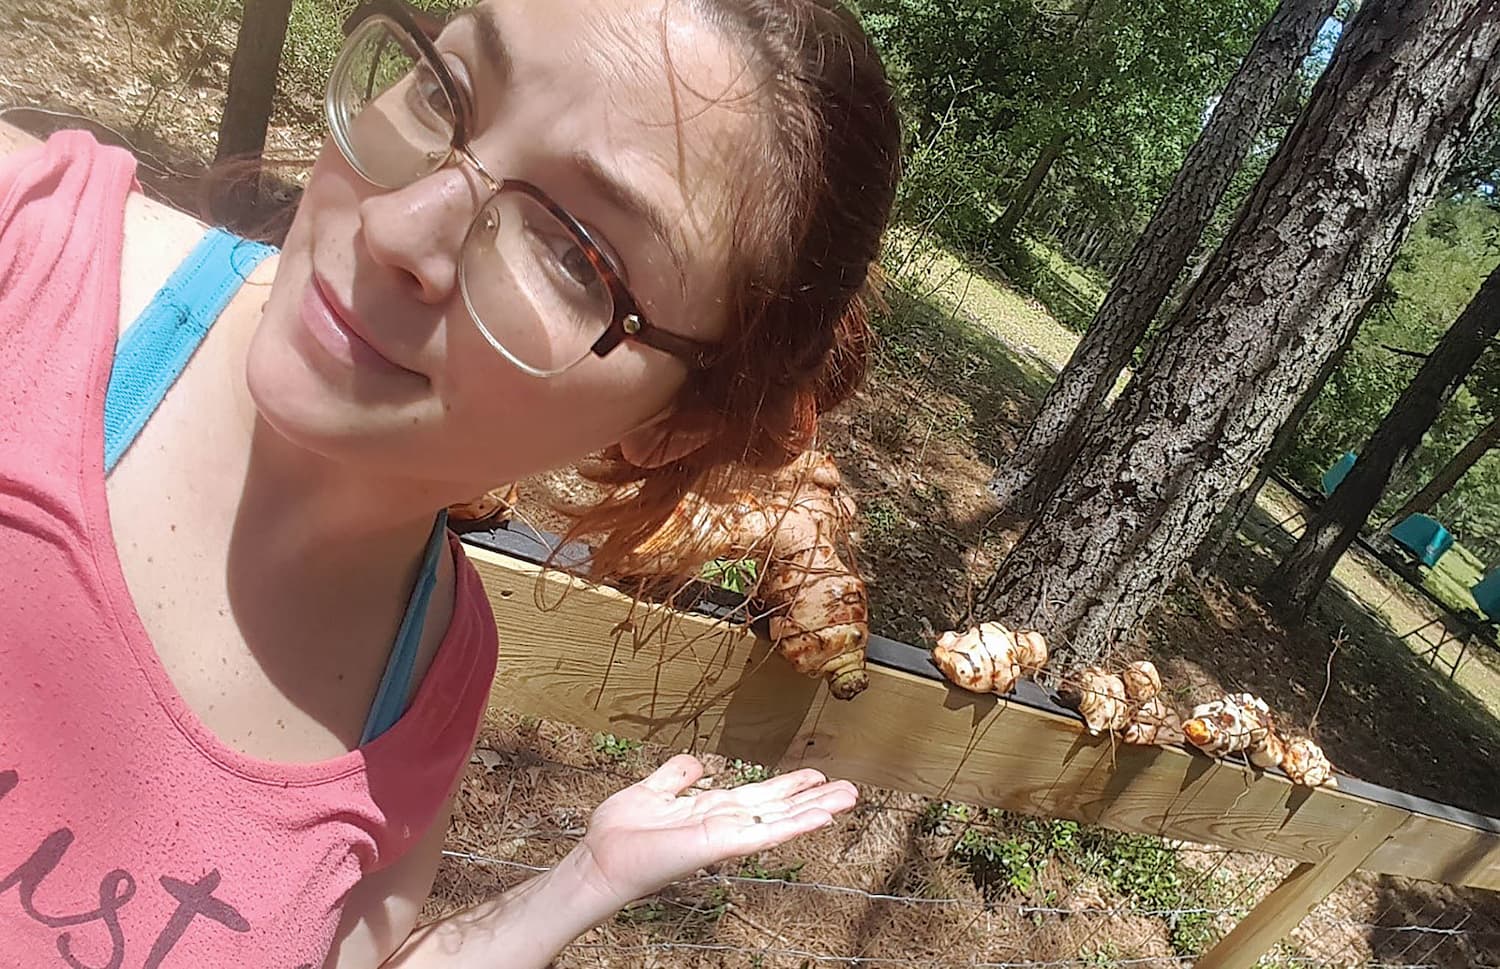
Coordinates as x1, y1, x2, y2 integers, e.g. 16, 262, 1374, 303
210, 257, 451, 606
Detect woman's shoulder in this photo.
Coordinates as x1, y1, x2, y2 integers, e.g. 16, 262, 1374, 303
0, 122, 215, 336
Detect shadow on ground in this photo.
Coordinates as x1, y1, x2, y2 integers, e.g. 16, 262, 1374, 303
1125, 499, 1500, 817
818, 279, 1055, 646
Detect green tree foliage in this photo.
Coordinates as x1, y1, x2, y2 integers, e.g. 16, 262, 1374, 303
862, 0, 1278, 258
1285, 198, 1500, 561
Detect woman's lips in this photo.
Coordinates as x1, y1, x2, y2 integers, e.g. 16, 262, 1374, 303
300, 277, 418, 377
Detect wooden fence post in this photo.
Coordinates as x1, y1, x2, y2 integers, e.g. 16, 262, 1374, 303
1195, 810, 1409, 969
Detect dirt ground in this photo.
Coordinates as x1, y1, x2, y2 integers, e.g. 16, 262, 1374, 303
4, 1, 1499, 964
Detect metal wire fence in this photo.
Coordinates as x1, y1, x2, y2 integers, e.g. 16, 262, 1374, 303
423, 713, 1500, 969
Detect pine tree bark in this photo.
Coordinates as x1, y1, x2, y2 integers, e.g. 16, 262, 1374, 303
1191, 322, 1360, 573
988, 0, 1339, 519
1383, 411, 1500, 526
987, 0, 1500, 665
215, 0, 295, 165
1266, 264, 1500, 614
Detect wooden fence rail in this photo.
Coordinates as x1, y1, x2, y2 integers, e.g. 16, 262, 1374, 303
462, 531, 1500, 969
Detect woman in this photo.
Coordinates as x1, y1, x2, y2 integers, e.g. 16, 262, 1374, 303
0, 0, 900, 965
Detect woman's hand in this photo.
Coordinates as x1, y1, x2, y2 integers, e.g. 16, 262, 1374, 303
572, 754, 858, 907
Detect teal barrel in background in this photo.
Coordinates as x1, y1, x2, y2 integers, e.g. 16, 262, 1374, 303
1473, 568, 1500, 622
1322, 452, 1357, 495
1389, 514, 1455, 569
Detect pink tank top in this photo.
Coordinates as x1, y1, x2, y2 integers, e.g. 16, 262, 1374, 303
0, 132, 499, 968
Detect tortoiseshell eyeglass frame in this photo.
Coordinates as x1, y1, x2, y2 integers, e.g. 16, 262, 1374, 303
335, 0, 719, 375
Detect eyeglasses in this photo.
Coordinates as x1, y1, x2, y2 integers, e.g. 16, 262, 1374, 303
325, 0, 718, 377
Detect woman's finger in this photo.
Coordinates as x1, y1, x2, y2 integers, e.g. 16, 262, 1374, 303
741, 784, 859, 825
782, 779, 858, 811
720, 778, 858, 817
725, 768, 835, 804
701, 783, 858, 828
739, 805, 839, 853
639, 753, 705, 796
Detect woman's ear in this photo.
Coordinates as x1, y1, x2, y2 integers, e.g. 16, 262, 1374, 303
618, 420, 715, 468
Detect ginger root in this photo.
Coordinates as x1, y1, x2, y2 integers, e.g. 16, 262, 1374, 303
448, 483, 521, 528
749, 453, 868, 699
1121, 660, 1161, 704
1122, 695, 1184, 746
1183, 694, 1338, 786
1057, 667, 1130, 736
1183, 693, 1277, 763
1281, 736, 1337, 787
623, 451, 870, 699
932, 622, 1048, 696
1062, 660, 1182, 746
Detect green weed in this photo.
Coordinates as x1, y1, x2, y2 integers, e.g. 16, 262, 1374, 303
724, 759, 772, 788
700, 557, 760, 595
592, 732, 641, 763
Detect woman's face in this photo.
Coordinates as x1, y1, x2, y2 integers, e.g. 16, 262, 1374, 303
247, 0, 761, 497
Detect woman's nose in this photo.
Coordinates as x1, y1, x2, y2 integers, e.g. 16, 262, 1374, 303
357, 167, 479, 304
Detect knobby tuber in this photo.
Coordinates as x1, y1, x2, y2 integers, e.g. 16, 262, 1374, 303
624, 451, 870, 699
1281, 736, 1337, 788
1057, 661, 1183, 744
1121, 660, 1161, 704
1183, 693, 1336, 786
1183, 693, 1280, 766
1056, 667, 1130, 736
1122, 696, 1185, 746
448, 483, 521, 528
931, 622, 1049, 696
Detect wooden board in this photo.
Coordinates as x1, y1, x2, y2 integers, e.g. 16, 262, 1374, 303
1195, 811, 1410, 969
469, 546, 1500, 890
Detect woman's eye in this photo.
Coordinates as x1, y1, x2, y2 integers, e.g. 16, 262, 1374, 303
409, 63, 456, 127
548, 234, 598, 288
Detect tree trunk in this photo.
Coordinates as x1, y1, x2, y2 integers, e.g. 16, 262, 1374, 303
994, 133, 1070, 243
987, 0, 1500, 666
215, 0, 295, 166
987, 0, 1340, 519
1266, 263, 1500, 615
1191, 321, 1361, 573
1383, 410, 1500, 526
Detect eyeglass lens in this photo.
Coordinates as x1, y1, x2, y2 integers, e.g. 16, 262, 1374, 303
327, 16, 620, 375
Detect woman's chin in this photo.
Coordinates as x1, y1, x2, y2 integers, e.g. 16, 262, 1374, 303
246, 324, 433, 463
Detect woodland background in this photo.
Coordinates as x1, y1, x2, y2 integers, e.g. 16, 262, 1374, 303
3, 0, 1500, 965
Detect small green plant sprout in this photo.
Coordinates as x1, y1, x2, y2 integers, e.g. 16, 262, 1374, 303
918, 799, 973, 835
700, 556, 760, 595
592, 732, 641, 762
952, 826, 1043, 897
725, 759, 772, 787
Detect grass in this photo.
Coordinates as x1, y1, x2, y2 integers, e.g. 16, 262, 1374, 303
883, 228, 1084, 375
1022, 236, 1108, 333
1424, 547, 1486, 618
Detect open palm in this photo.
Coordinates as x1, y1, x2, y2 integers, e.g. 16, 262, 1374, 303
574, 754, 859, 906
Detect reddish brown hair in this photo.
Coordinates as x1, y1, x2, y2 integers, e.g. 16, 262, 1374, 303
567, 0, 902, 578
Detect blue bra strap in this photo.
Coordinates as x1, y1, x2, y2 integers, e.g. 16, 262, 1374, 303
104, 225, 442, 746
104, 227, 275, 474
359, 510, 450, 746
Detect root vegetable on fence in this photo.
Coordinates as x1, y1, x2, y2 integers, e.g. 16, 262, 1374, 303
622, 450, 872, 699
1056, 667, 1131, 736
475, 446, 1343, 785
449, 482, 522, 529
1184, 692, 1337, 787
931, 621, 1049, 695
